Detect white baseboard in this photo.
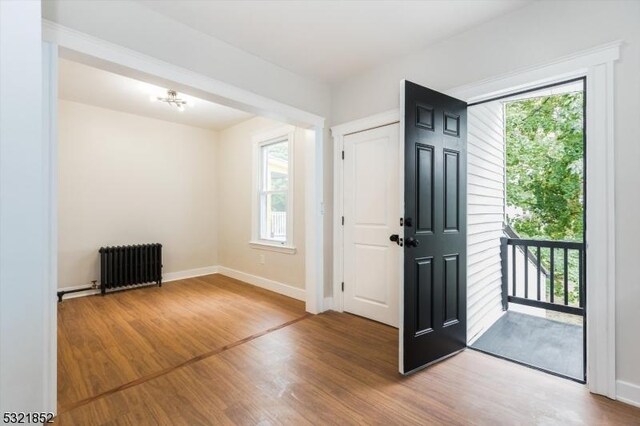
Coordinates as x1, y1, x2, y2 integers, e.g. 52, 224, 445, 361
323, 297, 334, 311
216, 266, 306, 301
163, 265, 219, 282
58, 265, 219, 300
617, 380, 640, 408
57, 265, 306, 303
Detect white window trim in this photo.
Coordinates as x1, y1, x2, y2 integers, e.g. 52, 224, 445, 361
251, 125, 296, 253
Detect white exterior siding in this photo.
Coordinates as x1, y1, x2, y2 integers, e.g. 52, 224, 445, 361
467, 102, 506, 343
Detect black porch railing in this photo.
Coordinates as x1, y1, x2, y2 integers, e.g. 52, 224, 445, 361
500, 237, 585, 316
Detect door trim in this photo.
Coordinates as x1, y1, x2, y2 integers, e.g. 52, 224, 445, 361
42, 40, 58, 416
449, 41, 620, 399
331, 110, 400, 313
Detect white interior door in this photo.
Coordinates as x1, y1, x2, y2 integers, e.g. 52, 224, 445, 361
343, 123, 400, 327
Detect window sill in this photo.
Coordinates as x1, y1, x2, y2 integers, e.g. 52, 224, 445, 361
249, 241, 297, 254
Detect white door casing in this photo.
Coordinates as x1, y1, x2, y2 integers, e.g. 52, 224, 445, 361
343, 124, 400, 327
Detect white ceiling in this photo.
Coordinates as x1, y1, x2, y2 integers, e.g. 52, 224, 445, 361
58, 58, 254, 131
139, 0, 532, 83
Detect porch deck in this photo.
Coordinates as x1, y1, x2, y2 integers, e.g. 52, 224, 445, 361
471, 310, 584, 381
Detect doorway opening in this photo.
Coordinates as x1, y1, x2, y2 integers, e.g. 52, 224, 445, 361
467, 78, 587, 382
43, 26, 326, 411
54, 55, 319, 412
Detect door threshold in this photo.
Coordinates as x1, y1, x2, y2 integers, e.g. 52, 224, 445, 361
468, 346, 586, 384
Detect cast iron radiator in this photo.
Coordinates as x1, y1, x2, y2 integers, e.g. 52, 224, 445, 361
99, 244, 162, 295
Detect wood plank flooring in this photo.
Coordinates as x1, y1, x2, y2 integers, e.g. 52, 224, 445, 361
57, 274, 306, 411
58, 274, 640, 425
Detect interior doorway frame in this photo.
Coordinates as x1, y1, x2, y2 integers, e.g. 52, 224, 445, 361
331, 41, 620, 398
42, 21, 326, 412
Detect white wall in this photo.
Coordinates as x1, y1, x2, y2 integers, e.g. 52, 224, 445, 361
467, 101, 506, 342
217, 117, 308, 289
58, 100, 218, 289
0, 0, 50, 414
331, 0, 640, 394
58, 99, 309, 295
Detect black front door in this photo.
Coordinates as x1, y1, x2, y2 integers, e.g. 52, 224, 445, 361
401, 80, 467, 374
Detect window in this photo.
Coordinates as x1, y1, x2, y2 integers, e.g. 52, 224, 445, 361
251, 127, 295, 253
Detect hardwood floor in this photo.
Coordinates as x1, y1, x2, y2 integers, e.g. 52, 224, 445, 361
57, 274, 306, 412
58, 275, 640, 425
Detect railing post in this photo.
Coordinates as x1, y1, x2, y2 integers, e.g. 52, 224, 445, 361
500, 237, 509, 311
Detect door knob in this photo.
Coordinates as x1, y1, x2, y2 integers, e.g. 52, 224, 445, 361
405, 237, 420, 247
389, 234, 403, 246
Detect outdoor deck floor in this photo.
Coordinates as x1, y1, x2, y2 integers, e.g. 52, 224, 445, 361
471, 311, 584, 381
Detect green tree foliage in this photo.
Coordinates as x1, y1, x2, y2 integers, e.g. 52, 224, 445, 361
505, 92, 584, 305
265, 141, 289, 211
505, 92, 584, 242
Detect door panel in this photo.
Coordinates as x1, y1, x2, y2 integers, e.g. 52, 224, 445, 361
401, 80, 467, 374
444, 150, 460, 232
344, 123, 400, 327
443, 254, 460, 325
416, 145, 434, 233
415, 257, 434, 334
354, 245, 388, 304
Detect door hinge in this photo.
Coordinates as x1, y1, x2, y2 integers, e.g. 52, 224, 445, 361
400, 218, 404, 226
341, 150, 344, 160
341, 282, 344, 292
341, 216, 344, 225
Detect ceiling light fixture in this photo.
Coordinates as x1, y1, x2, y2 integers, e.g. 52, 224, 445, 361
150, 89, 188, 111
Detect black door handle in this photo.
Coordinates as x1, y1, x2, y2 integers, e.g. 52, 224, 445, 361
405, 237, 420, 247
389, 234, 403, 246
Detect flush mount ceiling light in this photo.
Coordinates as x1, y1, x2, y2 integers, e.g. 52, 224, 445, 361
150, 89, 189, 111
